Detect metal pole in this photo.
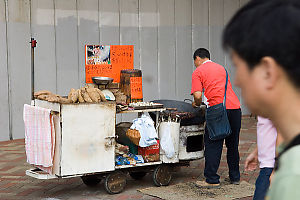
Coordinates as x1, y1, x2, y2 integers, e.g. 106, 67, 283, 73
30, 38, 37, 100
5, 0, 12, 140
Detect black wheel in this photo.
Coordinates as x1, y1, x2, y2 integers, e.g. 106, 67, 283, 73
104, 172, 127, 194
81, 175, 101, 187
129, 171, 147, 180
152, 165, 172, 186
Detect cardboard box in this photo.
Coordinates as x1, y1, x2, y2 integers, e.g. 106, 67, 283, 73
138, 140, 160, 162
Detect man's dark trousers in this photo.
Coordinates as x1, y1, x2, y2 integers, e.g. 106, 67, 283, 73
204, 108, 241, 184
253, 167, 273, 200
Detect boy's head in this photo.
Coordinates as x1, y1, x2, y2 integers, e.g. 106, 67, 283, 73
193, 48, 210, 67
223, 0, 300, 117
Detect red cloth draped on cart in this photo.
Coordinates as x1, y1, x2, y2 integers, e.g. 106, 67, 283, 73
23, 104, 55, 174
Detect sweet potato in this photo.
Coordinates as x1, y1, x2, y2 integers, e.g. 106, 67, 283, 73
34, 90, 53, 98
59, 97, 72, 104
68, 88, 78, 103
96, 89, 107, 102
46, 94, 60, 103
114, 90, 127, 104
36, 94, 48, 100
81, 88, 93, 103
86, 88, 101, 102
77, 89, 85, 103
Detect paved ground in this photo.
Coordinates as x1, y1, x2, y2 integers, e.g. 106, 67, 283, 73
0, 117, 258, 200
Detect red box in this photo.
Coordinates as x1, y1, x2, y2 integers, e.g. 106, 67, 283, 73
138, 140, 160, 162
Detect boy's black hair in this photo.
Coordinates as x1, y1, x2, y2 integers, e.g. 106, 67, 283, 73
193, 48, 210, 60
223, 0, 300, 88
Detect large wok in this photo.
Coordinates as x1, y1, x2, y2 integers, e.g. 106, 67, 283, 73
149, 99, 206, 126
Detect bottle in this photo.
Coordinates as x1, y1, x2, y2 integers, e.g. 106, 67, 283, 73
115, 156, 122, 165
119, 156, 130, 165
128, 157, 137, 165
127, 153, 139, 160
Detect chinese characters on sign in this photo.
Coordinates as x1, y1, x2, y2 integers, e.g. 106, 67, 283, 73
85, 45, 134, 83
130, 77, 143, 99
85, 64, 113, 84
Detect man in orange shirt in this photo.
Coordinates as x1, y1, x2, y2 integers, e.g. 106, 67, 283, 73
191, 48, 241, 187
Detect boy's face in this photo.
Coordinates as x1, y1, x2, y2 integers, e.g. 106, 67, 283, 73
231, 51, 266, 116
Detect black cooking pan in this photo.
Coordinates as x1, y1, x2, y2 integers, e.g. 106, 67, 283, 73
149, 99, 206, 126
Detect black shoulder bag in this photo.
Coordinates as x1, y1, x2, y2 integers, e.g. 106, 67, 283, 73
205, 68, 232, 140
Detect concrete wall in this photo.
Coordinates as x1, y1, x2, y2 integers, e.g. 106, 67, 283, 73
0, 0, 249, 141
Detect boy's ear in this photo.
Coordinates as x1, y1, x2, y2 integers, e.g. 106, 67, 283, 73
260, 56, 280, 90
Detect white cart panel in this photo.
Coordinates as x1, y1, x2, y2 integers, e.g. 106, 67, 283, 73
60, 103, 116, 176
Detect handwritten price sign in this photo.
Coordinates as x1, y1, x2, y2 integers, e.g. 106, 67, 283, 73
85, 64, 113, 83
110, 45, 134, 82
130, 77, 143, 99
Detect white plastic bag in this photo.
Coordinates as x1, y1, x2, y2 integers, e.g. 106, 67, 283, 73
131, 115, 158, 147
160, 122, 175, 158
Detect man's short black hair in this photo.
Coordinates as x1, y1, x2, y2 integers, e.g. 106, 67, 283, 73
223, 0, 300, 88
193, 48, 210, 60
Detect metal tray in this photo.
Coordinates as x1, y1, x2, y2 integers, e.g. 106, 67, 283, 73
130, 104, 164, 110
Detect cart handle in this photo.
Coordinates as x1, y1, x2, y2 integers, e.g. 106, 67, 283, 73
166, 108, 177, 111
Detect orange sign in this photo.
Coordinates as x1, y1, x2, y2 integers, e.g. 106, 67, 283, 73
130, 77, 143, 99
85, 45, 134, 83
110, 45, 134, 82
85, 64, 113, 83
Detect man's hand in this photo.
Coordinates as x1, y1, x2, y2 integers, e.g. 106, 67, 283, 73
192, 101, 199, 108
244, 147, 259, 171
270, 171, 274, 184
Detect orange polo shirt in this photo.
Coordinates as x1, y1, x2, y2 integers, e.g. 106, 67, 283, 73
191, 61, 240, 109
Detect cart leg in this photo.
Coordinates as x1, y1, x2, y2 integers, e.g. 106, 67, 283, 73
152, 165, 172, 186
81, 175, 101, 187
129, 171, 147, 180
104, 172, 127, 194
156, 111, 159, 129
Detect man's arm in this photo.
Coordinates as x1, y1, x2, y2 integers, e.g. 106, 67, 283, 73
244, 146, 259, 171
276, 130, 283, 147
192, 91, 202, 108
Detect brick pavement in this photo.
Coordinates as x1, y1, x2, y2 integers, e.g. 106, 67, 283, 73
0, 117, 258, 200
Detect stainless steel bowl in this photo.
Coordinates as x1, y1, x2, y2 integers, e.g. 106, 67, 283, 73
92, 77, 114, 85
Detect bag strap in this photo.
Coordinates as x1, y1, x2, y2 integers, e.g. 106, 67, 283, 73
274, 134, 300, 171
223, 68, 229, 107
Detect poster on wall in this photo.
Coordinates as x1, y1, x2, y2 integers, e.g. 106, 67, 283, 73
85, 45, 134, 83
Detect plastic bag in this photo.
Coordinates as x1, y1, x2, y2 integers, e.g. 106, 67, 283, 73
131, 115, 158, 147
160, 122, 175, 158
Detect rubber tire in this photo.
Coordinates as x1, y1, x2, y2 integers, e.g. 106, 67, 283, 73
81, 175, 101, 187
152, 165, 172, 186
129, 171, 147, 180
104, 172, 127, 194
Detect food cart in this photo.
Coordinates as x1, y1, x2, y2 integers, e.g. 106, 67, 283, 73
26, 99, 205, 194
26, 42, 205, 194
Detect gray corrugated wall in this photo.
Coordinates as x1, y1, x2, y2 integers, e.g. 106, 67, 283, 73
0, 0, 249, 141
0, 0, 9, 141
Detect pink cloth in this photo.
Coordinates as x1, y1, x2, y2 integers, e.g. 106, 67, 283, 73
23, 104, 55, 174
257, 116, 277, 168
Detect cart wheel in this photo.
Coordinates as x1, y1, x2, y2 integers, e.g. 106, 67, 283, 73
81, 175, 101, 187
129, 171, 147, 180
152, 165, 172, 186
104, 172, 127, 194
